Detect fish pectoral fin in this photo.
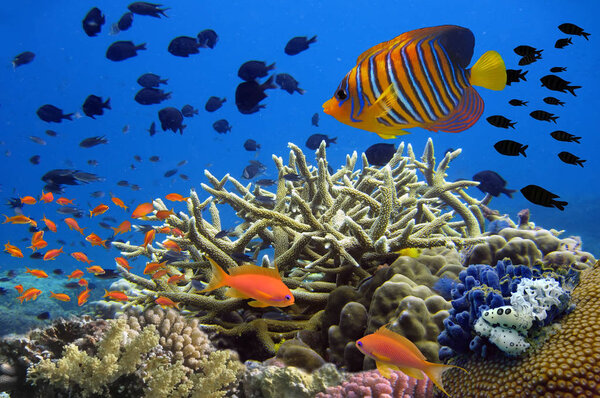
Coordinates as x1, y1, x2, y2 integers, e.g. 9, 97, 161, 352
373, 84, 397, 116
248, 300, 271, 308
224, 288, 250, 299
398, 366, 425, 380
372, 352, 391, 362
375, 361, 393, 379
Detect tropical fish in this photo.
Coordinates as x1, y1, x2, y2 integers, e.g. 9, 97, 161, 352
394, 248, 421, 258
111, 220, 131, 235
144, 261, 166, 275
356, 325, 464, 396
41, 215, 57, 233
20, 196, 37, 205
115, 257, 132, 271
18, 288, 42, 303
284, 36, 317, 55
71, 252, 92, 264
558, 23, 590, 40
142, 229, 155, 248
65, 218, 86, 234
131, 202, 154, 218
167, 274, 186, 284
103, 289, 129, 302
365, 143, 396, 166
558, 151, 586, 167
56, 197, 75, 205
3, 215, 35, 225
152, 269, 169, 279
199, 257, 294, 308
85, 233, 107, 248
520, 185, 567, 211
86, 265, 105, 275
540, 75, 580, 96
25, 267, 48, 278
50, 291, 71, 302
486, 115, 516, 129
78, 278, 88, 287
494, 140, 528, 157
89, 204, 109, 217
530, 110, 558, 123
550, 130, 580, 143
165, 193, 188, 202
77, 289, 90, 306
43, 247, 64, 260
14, 284, 24, 294
67, 269, 84, 279
4, 242, 23, 258
155, 210, 175, 220
155, 296, 179, 308
508, 99, 527, 106
40, 191, 54, 203
160, 240, 181, 252
323, 25, 506, 139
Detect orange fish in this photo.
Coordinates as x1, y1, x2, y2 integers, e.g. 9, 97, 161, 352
165, 193, 189, 202
167, 274, 186, 284
161, 240, 181, 252
144, 261, 166, 275
40, 190, 54, 203
111, 220, 131, 235
25, 267, 48, 278
56, 197, 74, 206
43, 247, 64, 260
356, 326, 465, 396
157, 226, 171, 234
14, 284, 23, 294
103, 289, 129, 302
65, 218, 86, 234
67, 269, 84, 279
155, 296, 179, 309
27, 240, 48, 251
71, 252, 93, 263
3, 214, 35, 225
50, 291, 71, 302
115, 257, 132, 271
77, 289, 90, 306
155, 209, 175, 220
20, 196, 37, 205
111, 196, 128, 210
152, 269, 169, 279
199, 257, 295, 308
142, 229, 155, 248
31, 230, 45, 243
86, 265, 105, 275
131, 202, 154, 218
85, 233, 107, 248
78, 278, 89, 287
18, 287, 42, 303
171, 228, 184, 237
89, 204, 109, 217
4, 242, 24, 258
42, 215, 57, 232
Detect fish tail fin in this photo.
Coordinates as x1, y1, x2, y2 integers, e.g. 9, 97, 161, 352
267, 62, 276, 72
103, 289, 109, 298
553, 200, 568, 211
50, 291, 56, 298
551, 116, 559, 123
523, 101, 528, 106
160, 78, 169, 85
330, 137, 338, 144
424, 362, 466, 397
567, 85, 581, 96
89, 210, 93, 218
136, 43, 147, 51
572, 136, 581, 144
296, 87, 306, 95
25, 267, 31, 273
582, 32, 590, 40
221, 97, 227, 103
160, 8, 169, 18
199, 257, 230, 292
262, 75, 277, 90
577, 159, 586, 168
63, 113, 74, 121
469, 50, 506, 91
509, 121, 517, 129
104, 98, 111, 110
503, 189, 517, 199
520, 70, 528, 81
308, 35, 317, 44
520, 145, 528, 157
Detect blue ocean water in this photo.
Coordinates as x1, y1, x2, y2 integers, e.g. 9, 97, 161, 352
0, 0, 598, 329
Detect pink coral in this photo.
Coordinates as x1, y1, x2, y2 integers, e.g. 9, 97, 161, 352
316, 369, 434, 398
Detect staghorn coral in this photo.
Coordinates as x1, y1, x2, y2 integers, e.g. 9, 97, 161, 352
111, 140, 486, 358
442, 260, 600, 397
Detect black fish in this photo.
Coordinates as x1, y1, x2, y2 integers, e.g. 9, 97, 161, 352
149, 155, 160, 162
94, 268, 121, 279
494, 140, 528, 157
558, 151, 586, 167
472, 170, 516, 198
282, 173, 304, 182
36, 105, 73, 123
36, 311, 50, 320
508, 99, 527, 106
6, 270, 16, 278
82, 7, 105, 37
513, 45, 542, 57
135, 88, 171, 105
64, 282, 80, 289
275, 73, 305, 94
0, 278, 10, 283
520, 185, 567, 210
168, 36, 201, 57
540, 75, 581, 96
205, 96, 226, 112
543, 97, 565, 106
554, 38, 572, 49
231, 252, 253, 263
215, 227, 235, 239
117, 12, 134, 32
242, 162, 266, 179
91, 190, 105, 198
213, 119, 232, 134
29, 136, 46, 145
550, 67, 566, 73
177, 159, 188, 166
45, 130, 58, 137
243, 139, 260, 151
6, 198, 23, 209
128, 2, 169, 18
558, 23, 590, 40
137, 73, 168, 88
99, 222, 112, 229
30, 252, 43, 259
0, 288, 7, 295
148, 121, 157, 136
181, 105, 198, 117
197, 29, 218, 49
305, 134, 337, 150
254, 195, 276, 206
80, 136, 108, 148
550, 130, 580, 143
106, 41, 146, 61
255, 179, 276, 186
235, 76, 277, 114
311, 113, 319, 127
130, 184, 141, 191
506, 69, 527, 86
158, 107, 186, 134
12, 51, 35, 68
117, 180, 130, 187
284, 35, 317, 55
518, 54, 540, 66
530, 110, 558, 123
486, 115, 516, 129
52, 269, 63, 275
82, 95, 111, 118
238, 61, 276, 82
164, 169, 177, 177
179, 174, 189, 180
365, 143, 395, 166
87, 159, 99, 166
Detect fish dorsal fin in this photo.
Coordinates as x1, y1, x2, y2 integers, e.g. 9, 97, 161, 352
228, 264, 281, 279
375, 326, 427, 361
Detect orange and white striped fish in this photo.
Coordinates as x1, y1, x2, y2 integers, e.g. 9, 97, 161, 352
323, 25, 506, 139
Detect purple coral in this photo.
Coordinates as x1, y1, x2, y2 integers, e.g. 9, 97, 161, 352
316, 369, 433, 398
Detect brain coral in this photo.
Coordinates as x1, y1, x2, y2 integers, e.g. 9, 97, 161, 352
442, 261, 600, 397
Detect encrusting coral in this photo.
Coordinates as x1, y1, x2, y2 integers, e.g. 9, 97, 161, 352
111, 139, 486, 358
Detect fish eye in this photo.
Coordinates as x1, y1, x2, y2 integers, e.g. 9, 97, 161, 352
285, 295, 291, 300
357, 341, 363, 347
335, 89, 347, 100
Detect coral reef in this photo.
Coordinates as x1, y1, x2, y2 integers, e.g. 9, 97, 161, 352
442, 260, 600, 397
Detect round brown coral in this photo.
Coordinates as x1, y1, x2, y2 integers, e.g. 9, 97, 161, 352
442, 262, 600, 397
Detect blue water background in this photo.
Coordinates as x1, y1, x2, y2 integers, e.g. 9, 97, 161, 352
0, 0, 598, 324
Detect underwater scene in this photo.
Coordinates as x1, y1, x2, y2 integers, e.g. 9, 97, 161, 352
1, 0, 599, 397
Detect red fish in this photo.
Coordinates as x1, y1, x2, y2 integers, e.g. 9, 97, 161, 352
18, 287, 42, 303
111, 196, 128, 210
155, 209, 175, 220
67, 269, 84, 279
25, 267, 49, 278
71, 252, 93, 263
89, 204, 109, 217
40, 190, 54, 203
42, 215, 57, 232
78, 289, 90, 306
4, 242, 24, 258
85, 233, 107, 248
43, 247, 64, 260
155, 296, 179, 309
56, 197, 75, 206
115, 257, 132, 271
131, 202, 154, 218
20, 196, 37, 205
65, 218, 86, 234
103, 289, 129, 301
165, 193, 188, 202
142, 229, 155, 248
143, 261, 166, 275
111, 220, 131, 235
167, 274, 186, 284
50, 291, 71, 302
86, 265, 105, 275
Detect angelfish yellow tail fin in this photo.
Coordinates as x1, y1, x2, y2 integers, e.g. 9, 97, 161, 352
423, 362, 467, 397
469, 50, 506, 91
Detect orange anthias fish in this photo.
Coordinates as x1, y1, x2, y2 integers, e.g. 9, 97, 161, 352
4, 242, 24, 258
42, 215, 57, 232
89, 204, 109, 217
18, 287, 42, 303
115, 257, 132, 271
78, 278, 88, 287
86, 233, 107, 248
71, 252, 92, 263
167, 274, 186, 284
50, 291, 71, 302
199, 257, 295, 308
43, 247, 64, 260
165, 193, 189, 202
56, 197, 74, 206
65, 218, 86, 234
322, 25, 506, 139
78, 289, 90, 306
152, 269, 169, 279
86, 265, 105, 275
155, 209, 175, 220
131, 202, 154, 218
161, 240, 181, 252
20, 196, 37, 205
3, 215, 35, 225
142, 229, 155, 248
356, 326, 465, 396
111, 196, 128, 210
67, 269, 84, 279
25, 267, 49, 278
31, 230, 44, 243
144, 261, 166, 275
40, 191, 54, 203
103, 289, 129, 302
171, 228, 184, 237
28, 240, 48, 251
155, 296, 179, 309
14, 284, 24, 294
111, 220, 131, 235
